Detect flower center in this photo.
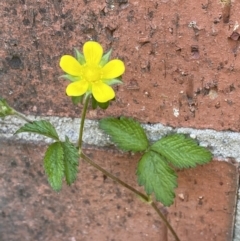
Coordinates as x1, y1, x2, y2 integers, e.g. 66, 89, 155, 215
83, 65, 101, 83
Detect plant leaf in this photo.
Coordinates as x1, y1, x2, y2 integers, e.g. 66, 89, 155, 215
15, 120, 59, 141
99, 49, 112, 66
44, 142, 64, 191
0, 98, 15, 118
137, 151, 177, 206
92, 96, 110, 110
61, 137, 79, 185
91, 95, 98, 109
74, 48, 86, 65
103, 78, 123, 86
60, 74, 80, 82
99, 117, 149, 152
98, 101, 109, 110
150, 134, 212, 168
72, 95, 84, 105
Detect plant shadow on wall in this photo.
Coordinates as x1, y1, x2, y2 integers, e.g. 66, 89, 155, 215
0, 41, 212, 241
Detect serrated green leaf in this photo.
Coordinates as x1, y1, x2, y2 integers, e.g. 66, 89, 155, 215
151, 134, 212, 168
137, 151, 177, 206
61, 137, 79, 185
99, 49, 112, 66
74, 48, 86, 65
99, 117, 149, 152
44, 142, 64, 191
15, 120, 59, 141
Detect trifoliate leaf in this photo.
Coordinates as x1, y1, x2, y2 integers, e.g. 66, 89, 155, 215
99, 117, 149, 152
150, 134, 212, 168
44, 142, 64, 191
99, 49, 112, 66
61, 137, 79, 185
15, 120, 59, 141
137, 151, 177, 206
74, 48, 86, 65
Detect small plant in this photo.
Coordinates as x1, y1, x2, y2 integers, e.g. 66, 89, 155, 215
1, 41, 212, 241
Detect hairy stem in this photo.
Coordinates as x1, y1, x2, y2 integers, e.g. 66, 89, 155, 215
78, 95, 90, 150
151, 202, 180, 241
81, 152, 180, 241
13, 110, 33, 123
81, 152, 149, 201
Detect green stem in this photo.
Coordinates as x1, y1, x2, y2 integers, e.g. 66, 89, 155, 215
81, 152, 180, 241
81, 152, 149, 201
151, 202, 180, 241
78, 95, 90, 150
13, 110, 33, 123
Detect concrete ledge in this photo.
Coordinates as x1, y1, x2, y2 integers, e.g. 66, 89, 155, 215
1, 115, 240, 161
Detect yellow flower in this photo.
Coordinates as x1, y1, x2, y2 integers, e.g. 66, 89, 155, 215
60, 41, 125, 103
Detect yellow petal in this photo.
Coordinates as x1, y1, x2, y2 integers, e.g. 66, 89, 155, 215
66, 80, 89, 96
102, 59, 125, 79
60, 55, 83, 76
92, 82, 115, 103
83, 41, 103, 65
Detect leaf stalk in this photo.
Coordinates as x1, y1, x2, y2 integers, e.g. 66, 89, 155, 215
13, 109, 33, 123
81, 152, 180, 241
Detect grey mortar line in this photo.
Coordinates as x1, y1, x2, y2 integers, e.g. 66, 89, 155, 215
0, 115, 240, 161
1, 114, 240, 240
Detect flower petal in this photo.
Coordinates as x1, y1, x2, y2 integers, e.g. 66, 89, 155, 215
60, 55, 83, 76
66, 80, 89, 96
102, 59, 125, 79
83, 41, 103, 65
92, 82, 115, 103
